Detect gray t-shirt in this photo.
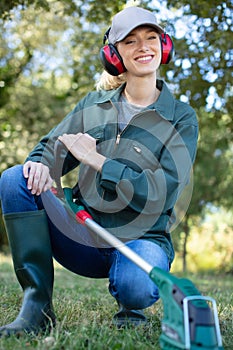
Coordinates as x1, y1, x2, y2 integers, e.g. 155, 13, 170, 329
118, 94, 144, 131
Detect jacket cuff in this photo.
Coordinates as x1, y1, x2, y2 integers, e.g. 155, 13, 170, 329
100, 159, 126, 191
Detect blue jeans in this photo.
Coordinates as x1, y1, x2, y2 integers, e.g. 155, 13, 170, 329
0, 165, 170, 310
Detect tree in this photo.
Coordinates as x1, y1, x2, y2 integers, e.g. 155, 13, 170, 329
0, 0, 233, 274
163, 0, 233, 271
0, 0, 135, 247
166, 0, 232, 110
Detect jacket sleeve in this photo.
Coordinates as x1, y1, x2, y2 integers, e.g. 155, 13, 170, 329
25, 94, 92, 178
99, 109, 198, 215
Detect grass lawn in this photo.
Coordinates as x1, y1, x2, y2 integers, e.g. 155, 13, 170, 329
0, 255, 232, 350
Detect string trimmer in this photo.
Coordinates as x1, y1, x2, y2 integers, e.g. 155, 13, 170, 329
52, 141, 224, 350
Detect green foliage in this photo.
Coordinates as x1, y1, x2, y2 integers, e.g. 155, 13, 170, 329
0, 0, 80, 20
173, 209, 233, 273
162, 0, 233, 267
166, 0, 232, 107
0, 0, 233, 273
0, 2, 98, 172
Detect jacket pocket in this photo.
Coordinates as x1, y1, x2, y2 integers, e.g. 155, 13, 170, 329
114, 139, 161, 172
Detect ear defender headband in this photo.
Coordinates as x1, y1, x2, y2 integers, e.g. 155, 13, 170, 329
99, 28, 175, 76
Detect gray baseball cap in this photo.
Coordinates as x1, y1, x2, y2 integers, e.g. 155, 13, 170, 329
108, 7, 164, 44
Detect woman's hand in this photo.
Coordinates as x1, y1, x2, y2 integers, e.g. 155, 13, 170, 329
58, 133, 106, 172
23, 161, 53, 195
58, 133, 96, 162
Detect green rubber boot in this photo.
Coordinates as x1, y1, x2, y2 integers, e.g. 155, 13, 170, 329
0, 210, 56, 337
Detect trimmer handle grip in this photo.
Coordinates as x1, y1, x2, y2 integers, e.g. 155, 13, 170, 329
53, 139, 68, 198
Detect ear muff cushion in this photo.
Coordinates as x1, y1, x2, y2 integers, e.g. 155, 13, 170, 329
99, 44, 126, 76
161, 33, 174, 65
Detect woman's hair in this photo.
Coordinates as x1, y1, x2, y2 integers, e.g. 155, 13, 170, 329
96, 70, 126, 91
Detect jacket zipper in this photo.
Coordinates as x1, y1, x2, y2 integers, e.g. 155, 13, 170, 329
114, 109, 151, 146
116, 133, 121, 145
102, 106, 153, 208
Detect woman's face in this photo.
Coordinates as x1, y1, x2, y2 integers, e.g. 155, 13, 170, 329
117, 26, 162, 78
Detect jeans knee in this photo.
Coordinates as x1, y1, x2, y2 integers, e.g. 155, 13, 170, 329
109, 241, 168, 310
0, 165, 31, 214
115, 272, 159, 310
0, 165, 24, 197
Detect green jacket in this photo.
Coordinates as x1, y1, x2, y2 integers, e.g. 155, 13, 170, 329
26, 80, 198, 264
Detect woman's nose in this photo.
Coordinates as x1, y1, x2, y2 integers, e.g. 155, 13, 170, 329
138, 40, 149, 51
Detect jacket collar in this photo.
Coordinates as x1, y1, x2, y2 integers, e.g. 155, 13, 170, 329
96, 79, 175, 121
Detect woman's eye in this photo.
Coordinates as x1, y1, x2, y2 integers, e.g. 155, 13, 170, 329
148, 36, 157, 40
125, 40, 135, 45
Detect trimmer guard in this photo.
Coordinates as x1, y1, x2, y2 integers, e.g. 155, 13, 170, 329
150, 267, 224, 350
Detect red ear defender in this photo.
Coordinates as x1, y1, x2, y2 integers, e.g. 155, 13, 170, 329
99, 44, 126, 76
160, 33, 174, 65
99, 27, 126, 76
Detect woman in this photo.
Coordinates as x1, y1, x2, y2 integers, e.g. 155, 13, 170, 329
0, 6, 198, 335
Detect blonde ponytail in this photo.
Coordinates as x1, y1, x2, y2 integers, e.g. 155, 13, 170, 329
96, 70, 126, 91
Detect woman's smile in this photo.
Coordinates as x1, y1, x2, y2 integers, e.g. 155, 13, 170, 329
135, 55, 154, 63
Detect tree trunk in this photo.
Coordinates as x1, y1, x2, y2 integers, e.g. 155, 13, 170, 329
182, 216, 190, 273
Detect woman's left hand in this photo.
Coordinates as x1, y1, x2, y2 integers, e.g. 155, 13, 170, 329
58, 133, 106, 172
